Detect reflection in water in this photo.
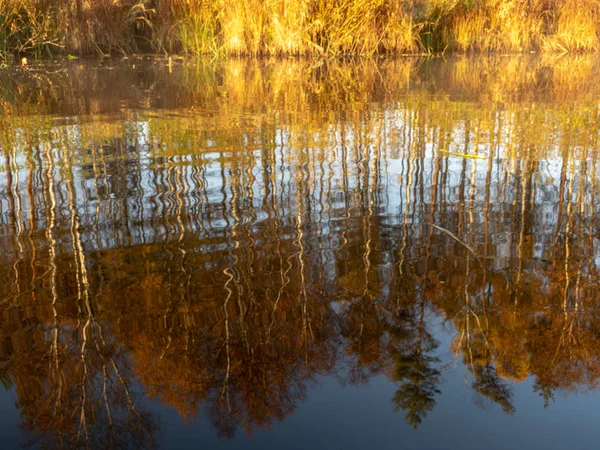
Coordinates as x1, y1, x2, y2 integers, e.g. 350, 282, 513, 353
1, 56, 600, 448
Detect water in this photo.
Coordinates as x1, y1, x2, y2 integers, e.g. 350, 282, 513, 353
1, 56, 600, 449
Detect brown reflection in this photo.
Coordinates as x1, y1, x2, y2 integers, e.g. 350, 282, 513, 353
1, 56, 600, 446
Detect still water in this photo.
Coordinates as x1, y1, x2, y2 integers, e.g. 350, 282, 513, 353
0, 56, 600, 449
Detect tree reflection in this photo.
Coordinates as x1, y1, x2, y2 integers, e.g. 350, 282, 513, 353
389, 306, 441, 429
1, 56, 600, 446
471, 364, 514, 415
4, 317, 156, 450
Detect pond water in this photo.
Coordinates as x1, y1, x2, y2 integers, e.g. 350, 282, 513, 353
1, 55, 600, 449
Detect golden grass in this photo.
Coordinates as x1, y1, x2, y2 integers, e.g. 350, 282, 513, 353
0, 0, 152, 57
1, 0, 600, 58
543, 0, 600, 52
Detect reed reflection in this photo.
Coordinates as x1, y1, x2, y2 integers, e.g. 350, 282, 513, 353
0, 56, 600, 447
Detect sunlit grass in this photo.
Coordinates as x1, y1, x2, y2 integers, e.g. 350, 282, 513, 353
1, 0, 600, 58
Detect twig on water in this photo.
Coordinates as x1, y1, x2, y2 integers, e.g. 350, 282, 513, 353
424, 223, 483, 265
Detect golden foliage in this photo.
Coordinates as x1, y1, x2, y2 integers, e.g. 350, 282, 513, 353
2, 0, 600, 57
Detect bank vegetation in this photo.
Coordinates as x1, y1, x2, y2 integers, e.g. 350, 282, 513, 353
1, 0, 600, 58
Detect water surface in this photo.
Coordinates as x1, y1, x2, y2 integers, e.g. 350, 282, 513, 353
1, 56, 600, 449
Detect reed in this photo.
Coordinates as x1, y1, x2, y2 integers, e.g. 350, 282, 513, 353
1, 0, 600, 58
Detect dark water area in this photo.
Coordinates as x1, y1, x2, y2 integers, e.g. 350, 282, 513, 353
1, 55, 600, 449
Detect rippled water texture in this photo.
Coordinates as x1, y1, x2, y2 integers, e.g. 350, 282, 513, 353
1, 56, 600, 449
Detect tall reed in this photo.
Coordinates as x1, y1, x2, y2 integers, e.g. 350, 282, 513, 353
1, 0, 600, 58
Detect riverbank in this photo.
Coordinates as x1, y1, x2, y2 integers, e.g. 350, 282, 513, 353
1, 0, 599, 58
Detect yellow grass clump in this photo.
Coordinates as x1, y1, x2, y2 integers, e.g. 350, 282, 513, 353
1, 0, 600, 58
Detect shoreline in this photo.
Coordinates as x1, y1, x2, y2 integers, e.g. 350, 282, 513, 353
1, 50, 590, 68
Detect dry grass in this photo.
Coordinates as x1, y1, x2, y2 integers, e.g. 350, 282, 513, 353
543, 0, 600, 52
0, 0, 152, 57
0, 0, 64, 57
1, 0, 600, 58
